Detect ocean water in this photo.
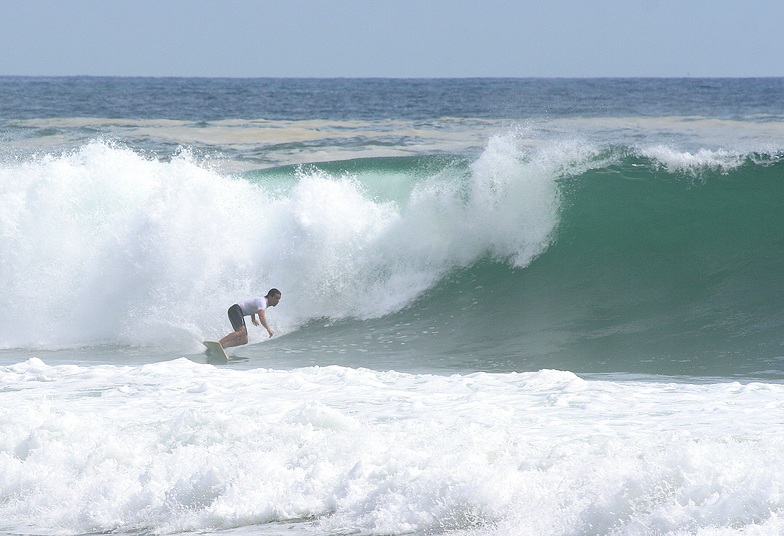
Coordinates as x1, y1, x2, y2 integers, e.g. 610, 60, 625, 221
1, 77, 783, 535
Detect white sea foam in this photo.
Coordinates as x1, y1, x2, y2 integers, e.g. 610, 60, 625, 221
0, 135, 569, 350
0, 358, 782, 535
641, 146, 747, 176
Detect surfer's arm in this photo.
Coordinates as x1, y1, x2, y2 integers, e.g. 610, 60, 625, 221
256, 309, 274, 337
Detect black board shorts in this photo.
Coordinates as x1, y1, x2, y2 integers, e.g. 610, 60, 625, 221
227, 304, 246, 332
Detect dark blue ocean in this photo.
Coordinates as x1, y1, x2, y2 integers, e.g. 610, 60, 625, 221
1, 77, 783, 535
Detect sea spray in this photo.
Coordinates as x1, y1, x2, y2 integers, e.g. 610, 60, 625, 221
0, 135, 566, 349
0, 142, 265, 348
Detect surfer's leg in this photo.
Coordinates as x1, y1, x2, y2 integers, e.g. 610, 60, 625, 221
220, 326, 248, 348
220, 304, 249, 347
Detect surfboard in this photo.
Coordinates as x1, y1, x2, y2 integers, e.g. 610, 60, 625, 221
203, 340, 229, 363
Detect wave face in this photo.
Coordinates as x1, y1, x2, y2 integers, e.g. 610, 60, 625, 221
414, 147, 784, 377
1, 134, 781, 376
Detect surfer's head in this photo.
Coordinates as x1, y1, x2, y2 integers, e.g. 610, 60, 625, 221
266, 288, 282, 307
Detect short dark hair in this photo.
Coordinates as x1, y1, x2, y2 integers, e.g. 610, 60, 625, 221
266, 288, 281, 298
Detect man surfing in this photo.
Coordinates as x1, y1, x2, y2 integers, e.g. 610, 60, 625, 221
218, 288, 282, 348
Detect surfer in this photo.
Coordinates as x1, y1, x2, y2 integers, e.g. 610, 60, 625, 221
219, 288, 282, 348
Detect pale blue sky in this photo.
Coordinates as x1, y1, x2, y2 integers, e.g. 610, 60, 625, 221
1, 0, 782, 77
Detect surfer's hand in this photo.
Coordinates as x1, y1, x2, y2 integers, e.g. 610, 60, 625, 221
267, 329, 274, 338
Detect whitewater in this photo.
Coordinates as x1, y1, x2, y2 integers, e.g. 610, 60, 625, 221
4, 358, 784, 535
1, 77, 783, 535
0, 133, 561, 350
